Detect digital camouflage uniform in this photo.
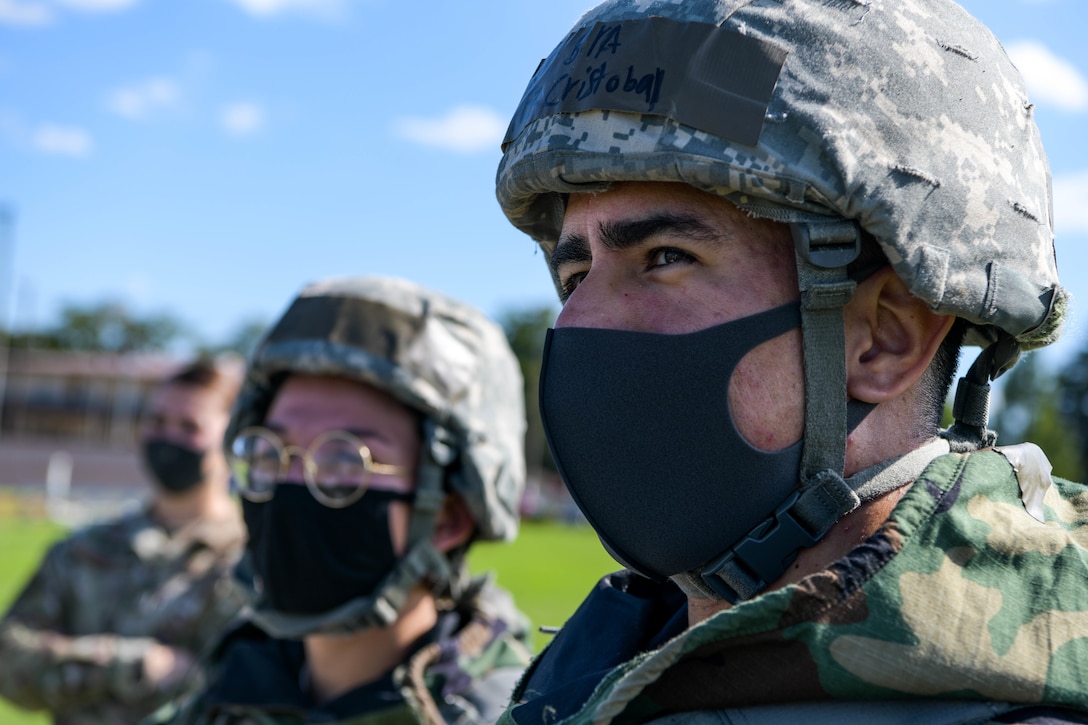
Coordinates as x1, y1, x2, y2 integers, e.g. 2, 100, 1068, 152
495, 0, 1084, 721
151, 578, 532, 725
0, 505, 249, 725
501, 446, 1088, 724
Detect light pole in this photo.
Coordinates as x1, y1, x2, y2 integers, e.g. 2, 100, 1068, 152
0, 205, 15, 438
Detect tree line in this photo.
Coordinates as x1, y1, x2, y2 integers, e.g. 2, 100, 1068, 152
3, 299, 1085, 482
1, 301, 267, 357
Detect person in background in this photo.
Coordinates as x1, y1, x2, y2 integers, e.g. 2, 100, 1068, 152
492, 0, 1088, 722
152, 276, 532, 724
0, 358, 250, 725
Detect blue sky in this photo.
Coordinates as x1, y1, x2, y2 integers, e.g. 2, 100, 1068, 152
1, 0, 1086, 369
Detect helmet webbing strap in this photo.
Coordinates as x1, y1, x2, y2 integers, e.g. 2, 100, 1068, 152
406, 419, 455, 549
690, 221, 863, 603
941, 333, 1019, 452
400, 418, 463, 598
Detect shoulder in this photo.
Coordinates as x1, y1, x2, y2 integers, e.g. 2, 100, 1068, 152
447, 577, 536, 676
463, 576, 533, 645
47, 509, 149, 563
916, 446, 1088, 534
639, 701, 1088, 725
406, 581, 535, 724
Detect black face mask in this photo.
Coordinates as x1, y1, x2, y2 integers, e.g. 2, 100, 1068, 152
242, 484, 414, 616
141, 440, 207, 493
540, 301, 809, 581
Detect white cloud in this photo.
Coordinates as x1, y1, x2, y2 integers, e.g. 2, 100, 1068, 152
1006, 40, 1088, 112
393, 105, 507, 154
0, 0, 53, 26
225, 0, 345, 19
221, 101, 265, 136
56, 0, 141, 10
1, 0, 143, 26
32, 123, 93, 157
1054, 170, 1088, 237
106, 77, 179, 120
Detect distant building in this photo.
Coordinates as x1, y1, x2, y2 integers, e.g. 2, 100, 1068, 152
0, 349, 186, 446
0, 350, 242, 520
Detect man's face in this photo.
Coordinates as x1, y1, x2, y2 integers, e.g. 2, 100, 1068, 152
552, 180, 805, 450
263, 374, 421, 553
140, 382, 230, 469
141, 383, 229, 450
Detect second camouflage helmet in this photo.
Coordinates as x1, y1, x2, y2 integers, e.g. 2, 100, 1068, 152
227, 276, 527, 543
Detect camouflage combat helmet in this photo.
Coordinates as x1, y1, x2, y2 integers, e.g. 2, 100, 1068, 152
497, 0, 1067, 601
227, 276, 526, 635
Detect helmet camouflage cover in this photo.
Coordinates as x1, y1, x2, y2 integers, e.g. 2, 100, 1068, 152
226, 276, 526, 543
497, 0, 1067, 349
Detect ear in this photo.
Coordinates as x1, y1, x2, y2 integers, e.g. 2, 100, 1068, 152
844, 267, 955, 403
432, 493, 475, 553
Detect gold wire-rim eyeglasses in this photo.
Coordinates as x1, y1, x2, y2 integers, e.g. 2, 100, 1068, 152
228, 426, 410, 509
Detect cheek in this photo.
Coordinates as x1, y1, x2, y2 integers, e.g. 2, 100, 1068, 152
203, 448, 228, 475
728, 330, 805, 451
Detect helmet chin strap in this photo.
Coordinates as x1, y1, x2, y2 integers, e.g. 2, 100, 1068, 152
676, 220, 868, 604
251, 420, 462, 638
358, 418, 466, 623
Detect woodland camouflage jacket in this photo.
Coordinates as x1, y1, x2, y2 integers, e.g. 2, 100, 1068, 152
501, 449, 1088, 725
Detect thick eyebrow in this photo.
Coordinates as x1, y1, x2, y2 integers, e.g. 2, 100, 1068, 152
341, 427, 393, 446
550, 212, 722, 278
548, 233, 591, 278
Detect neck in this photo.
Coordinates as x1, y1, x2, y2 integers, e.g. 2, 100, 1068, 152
687, 482, 910, 627
304, 586, 439, 703
151, 475, 233, 531
687, 401, 943, 627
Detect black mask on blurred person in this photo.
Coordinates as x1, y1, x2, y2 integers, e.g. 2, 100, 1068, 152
141, 440, 206, 493
242, 484, 414, 615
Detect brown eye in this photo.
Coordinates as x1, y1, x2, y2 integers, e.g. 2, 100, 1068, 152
560, 271, 588, 301
650, 248, 695, 268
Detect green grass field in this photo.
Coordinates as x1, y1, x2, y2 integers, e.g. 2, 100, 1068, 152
0, 510, 66, 725
0, 510, 617, 724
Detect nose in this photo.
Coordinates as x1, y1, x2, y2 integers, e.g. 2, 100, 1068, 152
280, 446, 308, 484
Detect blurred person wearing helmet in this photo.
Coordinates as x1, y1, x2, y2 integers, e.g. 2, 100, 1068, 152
151, 276, 532, 725
494, 0, 1088, 723
0, 359, 250, 725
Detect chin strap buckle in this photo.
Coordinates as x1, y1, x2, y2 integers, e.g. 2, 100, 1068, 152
699, 491, 822, 603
